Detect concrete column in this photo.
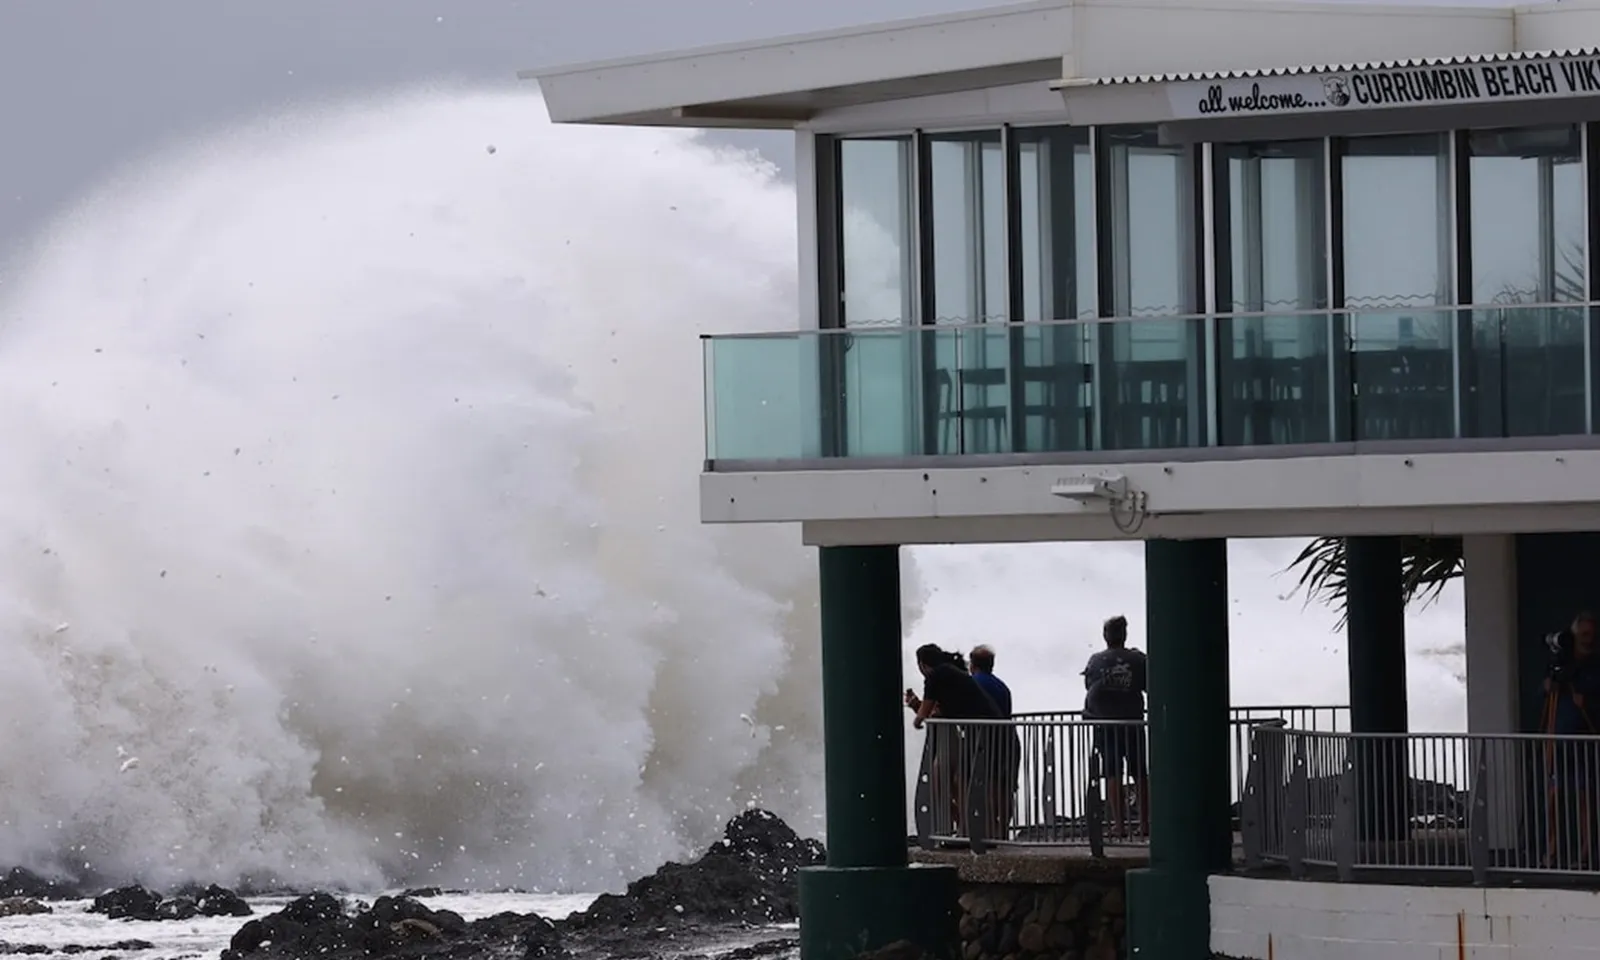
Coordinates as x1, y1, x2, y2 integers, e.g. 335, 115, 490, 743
797, 545, 958, 960
1344, 536, 1409, 843
1126, 538, 1231, 960
1464, 534, 1521, 852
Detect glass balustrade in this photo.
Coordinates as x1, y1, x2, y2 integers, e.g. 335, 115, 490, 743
702, 304, 1597, 463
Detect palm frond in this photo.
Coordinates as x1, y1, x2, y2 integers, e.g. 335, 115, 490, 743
1283, 535, 1463, 628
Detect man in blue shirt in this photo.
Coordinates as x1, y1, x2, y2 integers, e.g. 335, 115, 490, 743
969, 645, 1019, 839
969, 645, 1013, 718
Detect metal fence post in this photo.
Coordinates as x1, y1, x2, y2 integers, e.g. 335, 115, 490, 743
914, 734, 935, 851
1469, 738, 1491, 885
1240, 727, 1265, 868
1042, 724, 1059, 827
1335, 742, 1356, 882
1287, 733, 1309, 879
1087, 746, 1106, 859
966, 728, 991, 855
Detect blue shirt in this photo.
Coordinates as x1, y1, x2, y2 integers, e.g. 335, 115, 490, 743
972, 671, 1013, 718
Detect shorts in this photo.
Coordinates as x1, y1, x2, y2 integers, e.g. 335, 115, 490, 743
1092, 723, 1146, 780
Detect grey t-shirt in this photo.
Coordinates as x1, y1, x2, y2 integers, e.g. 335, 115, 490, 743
1083, 647, 1147, 719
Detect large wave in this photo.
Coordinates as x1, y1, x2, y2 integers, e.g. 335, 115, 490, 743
0, 85, 1464, 896
0, 87, 841, 893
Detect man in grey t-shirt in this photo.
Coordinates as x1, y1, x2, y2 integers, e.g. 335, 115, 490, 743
1082, 615, 1149, 837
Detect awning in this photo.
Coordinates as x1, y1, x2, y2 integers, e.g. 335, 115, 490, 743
1055, 48, 1600, 126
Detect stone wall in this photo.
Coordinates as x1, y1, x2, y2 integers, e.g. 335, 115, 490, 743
957, 879, 1124, 960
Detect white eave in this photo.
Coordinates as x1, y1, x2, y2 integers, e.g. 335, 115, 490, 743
519, 0, 1075, 128
519, 0, 1600, 131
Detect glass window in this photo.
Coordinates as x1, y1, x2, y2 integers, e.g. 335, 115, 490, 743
837, 138, 917, 455
1101, 127, 1201, 450
928, 132, 1010, 453
1469, 125, 1584, 304
1217, 140, 1331, 446
839, 138, 915, 328
1016, 126, 1095, 452
928, 132, 1006, 324
1466, 125, 1586, 438
1342, 133, 1455, 441
1018, 127, 1096, 323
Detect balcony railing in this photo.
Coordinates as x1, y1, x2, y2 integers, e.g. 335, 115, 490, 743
1244, 727, 1600, 883
912, 704, 1347, 855
705, 303, 1594, 464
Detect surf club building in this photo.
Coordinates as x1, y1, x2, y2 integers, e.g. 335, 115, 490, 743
530, 1, 1600, 957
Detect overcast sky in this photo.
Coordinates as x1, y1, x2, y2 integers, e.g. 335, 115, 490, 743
0, 0, 1025, 258
0, 0, 1541, 262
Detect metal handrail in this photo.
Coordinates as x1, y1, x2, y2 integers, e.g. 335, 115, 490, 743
1243, 726, 1600, 883
912, 704, 1348, 854
702, 300, 1600, 341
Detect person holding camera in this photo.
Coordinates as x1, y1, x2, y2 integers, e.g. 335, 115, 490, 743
906, 644, 1003, 843
1543, 611, 1600, 866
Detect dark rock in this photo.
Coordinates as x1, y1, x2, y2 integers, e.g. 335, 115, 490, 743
714, 939, 801, 960
216, 810, 823, 959
221, 893, 563, 960
196, 885, 253, 917
562, 808, 825, 937
155, 896, 199, 921
89, 886, 162, 922
225, 893, 352, 957
0, 940, 158, 956
0, 898, 50, 917
59, 941, 156, 955
0, 867, 85, 901
400, 886, 443, 899
85, 882, 250, 923
230, 874, 301, 898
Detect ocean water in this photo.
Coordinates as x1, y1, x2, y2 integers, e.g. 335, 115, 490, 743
0, 86, 1465, 901
0, 893, 594, 959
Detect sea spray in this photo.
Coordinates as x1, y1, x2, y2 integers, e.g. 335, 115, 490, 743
0, 87, 845, 893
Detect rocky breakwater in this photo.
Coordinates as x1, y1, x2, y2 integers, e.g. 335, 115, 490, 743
221, 808, 825, 960
91, 883, 255, 921
0, 879, 254, 957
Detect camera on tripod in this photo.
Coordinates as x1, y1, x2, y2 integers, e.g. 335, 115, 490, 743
1547, 629, 1578, 684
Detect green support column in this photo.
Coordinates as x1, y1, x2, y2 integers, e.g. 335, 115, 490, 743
1344, 535, 1409, 843
798, 545, 959, 960
1126, 538, 1232, 960
1345, 536, 1408, 733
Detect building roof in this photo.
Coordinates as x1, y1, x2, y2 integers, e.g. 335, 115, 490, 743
522, 0, 1600, 129
521, 0, 1074, 127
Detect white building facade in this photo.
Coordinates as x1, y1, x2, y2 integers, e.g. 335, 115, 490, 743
532, 2, 1600, 958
